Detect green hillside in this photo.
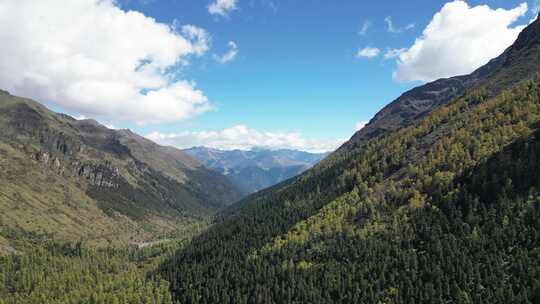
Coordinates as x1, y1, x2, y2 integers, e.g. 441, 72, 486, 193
0, 92, 242, 249
158, 18, 540, 304
0, 236, 177, 304
2, 5, 540, 304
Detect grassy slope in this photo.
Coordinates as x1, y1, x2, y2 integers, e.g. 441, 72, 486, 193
0, 141, 152, 248
0, 92, 239, 250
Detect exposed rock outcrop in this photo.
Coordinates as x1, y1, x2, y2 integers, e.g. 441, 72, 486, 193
33, 151, 120, 188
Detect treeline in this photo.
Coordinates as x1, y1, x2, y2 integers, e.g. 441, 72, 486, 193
159, 77, 540, 303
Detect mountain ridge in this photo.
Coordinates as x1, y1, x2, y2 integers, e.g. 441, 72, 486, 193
343, 15, 540, 151
160, 15, 540, 304
183, 146, 327, 194
0, 92, 242, 247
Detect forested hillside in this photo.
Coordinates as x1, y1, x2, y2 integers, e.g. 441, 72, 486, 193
0, 233, 179, 304
344, 9, 540, 150
2, 4, 540, 304
159, 17, 540, 304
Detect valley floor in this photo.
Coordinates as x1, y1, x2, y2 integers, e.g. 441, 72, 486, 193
0, 225, 208, 304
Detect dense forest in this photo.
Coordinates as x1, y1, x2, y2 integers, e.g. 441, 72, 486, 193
0, 229, 181, 304
4, 74, 540, 304
158, 76, 540, 303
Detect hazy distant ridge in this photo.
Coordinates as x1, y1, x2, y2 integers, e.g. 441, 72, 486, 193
184, 146, 328, 194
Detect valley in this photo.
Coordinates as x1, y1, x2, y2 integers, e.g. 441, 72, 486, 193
1, 1, 540, 304
184, 147, 327, 195
159, 13, 540, 304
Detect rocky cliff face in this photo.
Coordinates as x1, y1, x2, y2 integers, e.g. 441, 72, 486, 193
33, 151, 120, 188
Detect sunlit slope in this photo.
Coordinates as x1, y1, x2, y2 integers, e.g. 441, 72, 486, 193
0, 91, 241, 249
160, 17, 540, 304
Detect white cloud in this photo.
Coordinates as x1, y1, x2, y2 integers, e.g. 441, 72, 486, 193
357, 47, 381, 58
180, 24, 212, 56
146, 125, 346, 153
355, 121, 368, 131
393, 1, 528, 83
384, 16, 415, 33
384, 48, 406, 60
0, 0, 212, 125
358, 20, 372, 35
213, 41, 238, 64
208, 0, 237, 17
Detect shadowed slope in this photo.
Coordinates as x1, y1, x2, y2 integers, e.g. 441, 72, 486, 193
159, 16, 540, 304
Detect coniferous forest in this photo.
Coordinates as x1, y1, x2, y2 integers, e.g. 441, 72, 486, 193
2, 2, 540, 304
0, 230, 181, 304
158, 76, 540, 304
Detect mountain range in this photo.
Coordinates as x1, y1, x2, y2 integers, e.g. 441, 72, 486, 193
183, 146, 327, 194
2, 10, 540, 304
0, 92, 241, 248
159, 14, 540, 304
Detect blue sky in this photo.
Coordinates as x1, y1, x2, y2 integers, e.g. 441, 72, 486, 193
121, 0, 536, 147
0, 0, 537, 151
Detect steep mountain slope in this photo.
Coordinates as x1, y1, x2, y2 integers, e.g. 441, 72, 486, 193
160, 18, 540, 304
343, 14, 540, 151
0, 92, 241, 247
184, 147, 327, 194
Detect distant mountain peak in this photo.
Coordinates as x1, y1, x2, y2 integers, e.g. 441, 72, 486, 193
184, 146, 327, 194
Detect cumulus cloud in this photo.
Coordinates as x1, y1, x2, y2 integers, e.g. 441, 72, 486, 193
384, 16, 415, 33
213, 41, 239, 64
180, 24, 212, 56
208, 0, 237, 17
358, 20, 372, 35
0, 0, 212, 125
357, 47, 381, 58
393, 1, 528, 83
146, 125, 346, 153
